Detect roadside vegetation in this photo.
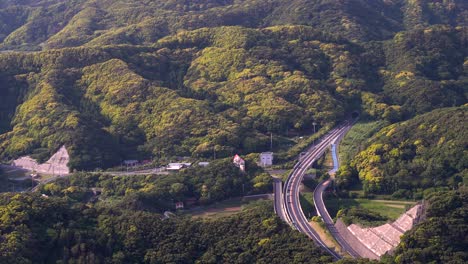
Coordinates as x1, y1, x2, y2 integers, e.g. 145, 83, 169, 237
337, 107, 467, 199
301, 190, 413, 228
325, 197, 415, 226
382, 188, 468, 264
339, 120, 387, 164
302, 143, 415, 228
188, 198, 270, 219
37, 159, 272, 212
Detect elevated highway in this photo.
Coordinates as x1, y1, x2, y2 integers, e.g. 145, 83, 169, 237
274, 121, 356, 260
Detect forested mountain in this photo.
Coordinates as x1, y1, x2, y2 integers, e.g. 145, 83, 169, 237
0, 0, 466, 50
0, 26, 355, 169
0, 23, 466, 169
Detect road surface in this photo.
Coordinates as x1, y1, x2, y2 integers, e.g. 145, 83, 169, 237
273, 178, 290, 223
279, 121, 354, 260
28, 167, 168, 192
313, 143, 361, 258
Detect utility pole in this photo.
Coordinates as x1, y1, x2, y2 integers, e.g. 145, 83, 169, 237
270, 132, 273, 150
312, 122, 317, 145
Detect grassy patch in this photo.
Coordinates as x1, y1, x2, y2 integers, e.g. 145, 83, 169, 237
309, 221, 348, 256
36, 173, 56, 181
317, 148, 334, 170
324, 196, 415, 221
299, 192, 316, 219
188, 198, 260, 219
339, 120, 387, 163
275, 125, 333, 164
266, 169, 291, 181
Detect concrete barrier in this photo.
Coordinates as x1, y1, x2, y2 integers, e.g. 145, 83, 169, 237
335, 219, 379, 260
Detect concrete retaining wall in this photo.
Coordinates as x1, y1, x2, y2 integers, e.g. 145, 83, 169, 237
335, 219, 380, 260
336, 204, 423, 259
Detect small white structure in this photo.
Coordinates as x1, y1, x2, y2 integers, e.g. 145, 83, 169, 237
167, 163, 192, 171
198, 162, 210, 167
233, 154, 245, 172
123, 160, 139, 166
260, 152, 274, 167
175, 202, 184, 209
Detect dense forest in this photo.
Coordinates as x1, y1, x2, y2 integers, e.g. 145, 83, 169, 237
0, 0, 467, 263
39, 159, 272, 211
0, 166, 7, 191
382, 188, 468, 264
1, 181, 466, 263
0, 193, 333, 264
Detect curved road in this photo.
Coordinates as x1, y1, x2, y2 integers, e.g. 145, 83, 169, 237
313, 144, 360, 258
276, 121, 355, 260
273, 178, 291, 223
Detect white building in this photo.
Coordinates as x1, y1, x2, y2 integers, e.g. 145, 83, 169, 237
175, 202, 184, 209
198, 162, 210, 167
123, 160, 139, 166
260, 152, 274, 167
167, 163, 192, 171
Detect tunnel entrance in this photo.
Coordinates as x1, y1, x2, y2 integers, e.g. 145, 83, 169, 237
351, 111, 360, 119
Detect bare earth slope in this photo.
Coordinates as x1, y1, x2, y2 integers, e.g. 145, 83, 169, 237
12, 145, 70, 175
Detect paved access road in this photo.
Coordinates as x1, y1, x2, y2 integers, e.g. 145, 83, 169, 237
28, 167, 168, 192
314, 144, 361, 258
278, 121, 353, 260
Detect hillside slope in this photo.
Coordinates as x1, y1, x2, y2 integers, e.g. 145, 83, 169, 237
384, 188, 468, 263
0, 23, 466, 170
0, 0, 466, 50
0, 26, 357, 169
351, 106, 467, 197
